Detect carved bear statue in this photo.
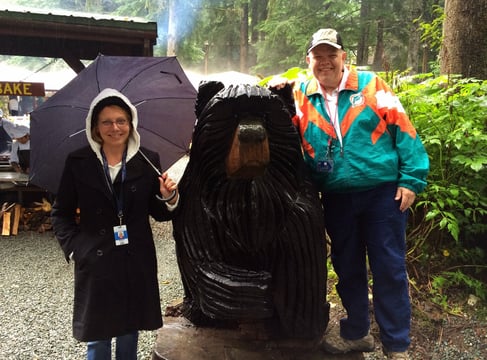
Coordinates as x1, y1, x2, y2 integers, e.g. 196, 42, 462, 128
172, 82, 329, 339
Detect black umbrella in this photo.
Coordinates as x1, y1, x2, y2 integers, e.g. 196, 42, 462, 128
29, 55, 197, 194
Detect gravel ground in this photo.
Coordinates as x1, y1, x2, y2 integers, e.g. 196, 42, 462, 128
1, 221, 486, 360
0, 220, 183, 360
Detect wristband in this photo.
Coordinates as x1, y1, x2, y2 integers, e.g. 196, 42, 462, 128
156, 190, 177, 203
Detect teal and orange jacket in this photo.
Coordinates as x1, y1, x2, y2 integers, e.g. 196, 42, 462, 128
293, 66, 429, 194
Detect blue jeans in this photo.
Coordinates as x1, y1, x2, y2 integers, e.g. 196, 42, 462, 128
323, 183, 410, 352
86, 332, 138, 360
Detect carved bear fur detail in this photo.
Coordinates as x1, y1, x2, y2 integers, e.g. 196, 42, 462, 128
172, 82, 329, 339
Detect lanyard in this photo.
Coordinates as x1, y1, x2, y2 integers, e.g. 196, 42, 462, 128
323, 92, 343, 157
101, 148, 127, 225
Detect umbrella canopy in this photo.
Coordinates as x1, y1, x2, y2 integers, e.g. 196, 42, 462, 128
29, 55, 197, 194
1, 119, 29, 139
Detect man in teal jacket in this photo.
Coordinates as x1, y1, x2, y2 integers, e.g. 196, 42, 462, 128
271, 29, 429, 360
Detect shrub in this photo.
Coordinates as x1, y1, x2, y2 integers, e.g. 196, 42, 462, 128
399, 75, 487, 308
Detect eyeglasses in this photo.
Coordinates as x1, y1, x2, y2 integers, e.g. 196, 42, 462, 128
99, 119, 129, 128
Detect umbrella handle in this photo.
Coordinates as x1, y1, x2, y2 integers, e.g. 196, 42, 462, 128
138, 149, 162, 176
139, 150, 177, 202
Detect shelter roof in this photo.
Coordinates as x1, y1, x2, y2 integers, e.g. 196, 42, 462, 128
0, 6, 158, 73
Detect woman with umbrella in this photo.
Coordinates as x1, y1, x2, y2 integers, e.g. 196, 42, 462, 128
51, 88, 179, 360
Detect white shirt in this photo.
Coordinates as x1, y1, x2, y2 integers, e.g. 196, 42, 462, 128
9, 140, 30, 164
318, 66, 350, 149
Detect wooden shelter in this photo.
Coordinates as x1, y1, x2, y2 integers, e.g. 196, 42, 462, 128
0, 7, 158, 73
0, 7, 158, 234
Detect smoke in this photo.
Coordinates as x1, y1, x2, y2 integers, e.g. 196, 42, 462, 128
157, 0, 203, 44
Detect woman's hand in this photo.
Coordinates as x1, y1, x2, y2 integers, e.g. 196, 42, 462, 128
159, 172, 179, 205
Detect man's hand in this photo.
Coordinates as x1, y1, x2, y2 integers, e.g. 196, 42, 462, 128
268, 80, 296, 118
395, 187, 416, 212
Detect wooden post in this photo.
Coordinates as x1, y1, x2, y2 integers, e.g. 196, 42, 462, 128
2, 210, 11, 236
11, 204, 22, 235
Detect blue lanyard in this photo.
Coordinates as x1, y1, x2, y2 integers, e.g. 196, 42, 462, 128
101, 148, 127, 225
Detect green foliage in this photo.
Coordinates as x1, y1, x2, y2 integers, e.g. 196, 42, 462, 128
401, 76, 487, 241
177, 0, 244, 71
417, 5, 444, 54
16, 0, 60, 9
431, 270, 487, 310
254, 0, 360, 75
399, 75, 487, 309
257, 66, 310, 87
112, 0, 160, 18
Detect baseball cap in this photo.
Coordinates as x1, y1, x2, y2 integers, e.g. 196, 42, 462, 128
307, 28, 344, 53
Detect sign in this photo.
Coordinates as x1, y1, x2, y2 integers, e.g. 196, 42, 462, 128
0, 82, 45, 96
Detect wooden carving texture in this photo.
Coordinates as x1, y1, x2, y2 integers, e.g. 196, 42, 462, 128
172, 83, 329, 339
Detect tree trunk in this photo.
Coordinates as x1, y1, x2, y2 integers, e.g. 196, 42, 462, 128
250, 0, 260, 43
167, 0, 177, 56
440, 0, 487, 79
422, 45, 430, 73
407, 0, 422, 74
357, 0, 370, 66
372, 18, 385, 71
240, 2, 249, 73
248, 0, 268, 70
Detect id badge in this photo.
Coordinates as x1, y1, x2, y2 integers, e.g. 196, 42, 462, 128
317, 159, 334, 173
114, 225, 129, 246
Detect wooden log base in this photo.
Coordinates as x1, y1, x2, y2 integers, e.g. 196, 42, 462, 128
152, 316, 365, 360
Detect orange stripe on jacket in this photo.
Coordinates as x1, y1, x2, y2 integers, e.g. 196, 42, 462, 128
341, 82, 382, 140
341, 78, 417, 144
291, 114, 315, 158
295, 90, 335, 137
375, 87, 417, 139
294, 90, 336, 159
340, 71, 385, 143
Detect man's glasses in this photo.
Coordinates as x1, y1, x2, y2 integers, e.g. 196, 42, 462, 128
99, 119, 129, 128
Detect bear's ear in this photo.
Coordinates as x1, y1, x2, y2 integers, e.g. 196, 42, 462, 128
195, 81, 225, 118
